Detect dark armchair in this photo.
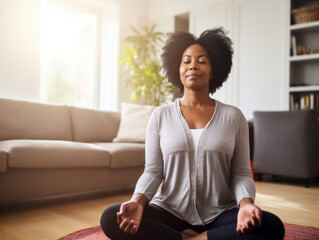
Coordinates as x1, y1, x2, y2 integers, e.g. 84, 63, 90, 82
253, 110, 319, 187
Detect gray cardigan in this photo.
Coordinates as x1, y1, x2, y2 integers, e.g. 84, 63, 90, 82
134, 99, 255, 225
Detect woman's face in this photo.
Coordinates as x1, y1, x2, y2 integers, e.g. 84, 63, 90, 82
179, 44, 212, 92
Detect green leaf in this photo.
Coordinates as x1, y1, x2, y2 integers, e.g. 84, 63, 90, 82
131, 92, 137, 103
118, 24, 175, 106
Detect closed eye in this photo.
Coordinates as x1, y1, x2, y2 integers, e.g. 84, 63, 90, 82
198, 56, 208, 64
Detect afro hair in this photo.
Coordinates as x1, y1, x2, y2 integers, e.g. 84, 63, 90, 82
161, 27, 233, 94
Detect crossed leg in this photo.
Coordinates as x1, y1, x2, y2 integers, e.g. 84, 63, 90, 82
100, 203, 285, 240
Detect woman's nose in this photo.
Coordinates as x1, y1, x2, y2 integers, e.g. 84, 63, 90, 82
189, 62, 198, 70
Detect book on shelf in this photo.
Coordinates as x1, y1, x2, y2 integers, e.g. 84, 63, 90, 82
290, 94, 294, 110
309, 94, 315, 109
291, 35, 297, 56
290, 93, 319, 112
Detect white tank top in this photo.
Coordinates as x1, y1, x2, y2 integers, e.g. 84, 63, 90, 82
190, 128, 204, 158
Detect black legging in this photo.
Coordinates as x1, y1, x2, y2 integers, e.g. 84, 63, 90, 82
100, 203, 285, 240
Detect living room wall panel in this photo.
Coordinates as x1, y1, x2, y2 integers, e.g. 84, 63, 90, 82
235, 0, 288, 119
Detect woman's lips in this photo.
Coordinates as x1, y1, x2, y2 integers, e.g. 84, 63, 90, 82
186, 74, 200, 80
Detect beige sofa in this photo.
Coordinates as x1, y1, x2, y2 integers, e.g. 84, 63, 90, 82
0, 98, 145, 204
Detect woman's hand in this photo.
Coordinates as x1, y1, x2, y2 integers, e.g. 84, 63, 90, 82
117, 194, 147, 235
236, 198, 262, 235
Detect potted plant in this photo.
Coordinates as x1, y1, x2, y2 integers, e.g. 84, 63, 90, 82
119, 25, 174, 106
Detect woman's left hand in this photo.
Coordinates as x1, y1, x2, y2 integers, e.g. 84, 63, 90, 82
236, 199, 262, 235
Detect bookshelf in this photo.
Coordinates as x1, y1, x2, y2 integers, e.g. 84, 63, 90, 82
289, 0, 319, 111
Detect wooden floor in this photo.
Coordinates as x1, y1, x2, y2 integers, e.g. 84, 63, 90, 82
0, 180, 318, 240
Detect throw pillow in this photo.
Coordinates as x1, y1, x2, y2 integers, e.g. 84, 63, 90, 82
113, 102, 156, 143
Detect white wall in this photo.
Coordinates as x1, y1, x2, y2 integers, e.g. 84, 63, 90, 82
148, 0, 226, 20
0, 0, 41, 101
235, 0, 288, 119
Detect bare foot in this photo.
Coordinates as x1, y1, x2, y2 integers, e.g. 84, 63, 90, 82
181, 229, 199, 239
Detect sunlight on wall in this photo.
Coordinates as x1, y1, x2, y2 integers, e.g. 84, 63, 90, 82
0, 0, 41, 101
40, 0, 98, 108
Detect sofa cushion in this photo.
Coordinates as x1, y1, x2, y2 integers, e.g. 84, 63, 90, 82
113, 102, 156, 143
0, 151, 7, 172
0, 140, 110, 168
0, 98, 72, 141
70, 107, 120, 142
94, 142, 145, 168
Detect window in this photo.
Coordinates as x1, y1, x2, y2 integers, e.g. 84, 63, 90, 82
40, 0, 99, 108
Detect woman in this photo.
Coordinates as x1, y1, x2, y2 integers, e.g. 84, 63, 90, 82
100, 27, 285, 240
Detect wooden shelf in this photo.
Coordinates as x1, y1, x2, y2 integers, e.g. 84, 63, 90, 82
290, 20, 319, 31
289, 85, 319, 92
289, 53, 319, 62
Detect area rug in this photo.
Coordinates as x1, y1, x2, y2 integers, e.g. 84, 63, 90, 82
58, 223, 319, 240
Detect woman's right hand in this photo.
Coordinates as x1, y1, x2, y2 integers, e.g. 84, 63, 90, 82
117, 194, 147, 234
